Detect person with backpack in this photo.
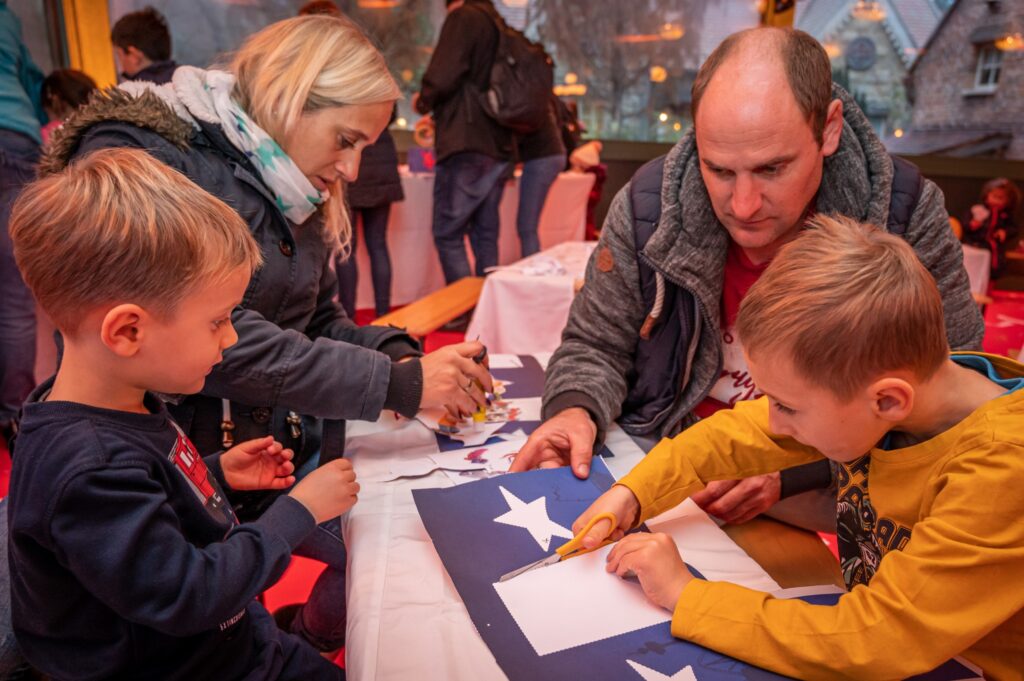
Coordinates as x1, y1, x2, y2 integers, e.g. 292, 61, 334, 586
510, 27, 983, 532
413, 0, 514, 284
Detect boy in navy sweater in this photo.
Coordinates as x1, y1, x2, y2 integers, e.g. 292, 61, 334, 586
6, 147, 357, 680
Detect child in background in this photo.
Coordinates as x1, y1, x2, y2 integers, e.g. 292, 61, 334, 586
576, 214, 1024, 680
962, 177, 1021, 278
7, 147, 357, 680
40, 69, 96, 144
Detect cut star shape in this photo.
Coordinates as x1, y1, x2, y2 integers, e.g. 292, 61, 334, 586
492, 486, 573, 551
626, 660, 699, 681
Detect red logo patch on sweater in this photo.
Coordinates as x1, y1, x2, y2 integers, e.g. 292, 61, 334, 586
168, 425, 234, 526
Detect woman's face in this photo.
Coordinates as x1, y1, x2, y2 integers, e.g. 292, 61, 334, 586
281, 101, 394, 191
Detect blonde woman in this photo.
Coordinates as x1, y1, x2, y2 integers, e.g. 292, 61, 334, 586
43, 15, 492, 661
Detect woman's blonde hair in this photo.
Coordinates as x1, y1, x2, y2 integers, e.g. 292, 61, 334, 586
230, 15, 401, 251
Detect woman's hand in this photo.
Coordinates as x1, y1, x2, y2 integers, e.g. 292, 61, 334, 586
221, 436, 296, 491
418, 341, 494, 420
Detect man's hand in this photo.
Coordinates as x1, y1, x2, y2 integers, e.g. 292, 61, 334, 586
689, 473, 781, 524
419, 341, 493, 421
289, 458, 360, 525
508, 407, 597, 478
572, 484, 640, 550
221, 436, 296, 491
605, 532, 694, 611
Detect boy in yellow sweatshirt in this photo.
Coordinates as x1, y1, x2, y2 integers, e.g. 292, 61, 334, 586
574, 214, 1024, 680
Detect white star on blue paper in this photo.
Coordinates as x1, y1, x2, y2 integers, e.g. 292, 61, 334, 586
493, 486, 574, 551
626, 660, 699, 681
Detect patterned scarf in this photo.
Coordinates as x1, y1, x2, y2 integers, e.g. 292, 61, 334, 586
120, 66, 324, 225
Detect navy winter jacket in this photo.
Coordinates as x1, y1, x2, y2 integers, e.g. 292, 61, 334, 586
7, 380, 316, 679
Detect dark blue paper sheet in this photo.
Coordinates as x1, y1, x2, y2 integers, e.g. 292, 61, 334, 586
413, 461, 983, 681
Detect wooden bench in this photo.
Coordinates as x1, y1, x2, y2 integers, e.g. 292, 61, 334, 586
372, 276, 484, 339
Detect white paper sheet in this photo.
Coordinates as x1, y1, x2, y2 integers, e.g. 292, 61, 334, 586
493, 544, 669, 656
488, 355, 524, 369
493, 499, 781, 656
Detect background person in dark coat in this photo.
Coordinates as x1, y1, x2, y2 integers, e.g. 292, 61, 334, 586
336, 109, 404, 318
414, 0, 514, 283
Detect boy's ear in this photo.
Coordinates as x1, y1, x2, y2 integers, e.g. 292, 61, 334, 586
869, 377, 914, 423
99, 304, 148, 357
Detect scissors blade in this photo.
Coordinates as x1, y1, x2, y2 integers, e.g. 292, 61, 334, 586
497, 553, 560, 583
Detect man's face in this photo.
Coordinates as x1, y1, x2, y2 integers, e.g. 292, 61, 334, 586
747, 350, 889, 462
695, 63, 842, 264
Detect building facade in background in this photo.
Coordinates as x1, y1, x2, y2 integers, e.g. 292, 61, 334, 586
887, 0, 1024, 159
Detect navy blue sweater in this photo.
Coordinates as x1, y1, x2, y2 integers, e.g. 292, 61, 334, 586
7, 380, 317, 680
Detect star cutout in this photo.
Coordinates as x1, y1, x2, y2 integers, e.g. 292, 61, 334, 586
626, 660, 698, 681
493, 486, 573, 551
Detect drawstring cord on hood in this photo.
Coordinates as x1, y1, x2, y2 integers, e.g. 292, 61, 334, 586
639, 271, 666, 340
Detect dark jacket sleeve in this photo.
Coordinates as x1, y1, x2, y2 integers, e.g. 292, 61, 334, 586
905, 179, 985, 351
306, 246, 420, 360
49, 466, 314, 636
417, 7, 492, 113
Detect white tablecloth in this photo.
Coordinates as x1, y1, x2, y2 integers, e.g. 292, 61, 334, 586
353, 167, 595, 310
465, 241, 596, 355
340, 354, 782, 681
961, 244, 991, 296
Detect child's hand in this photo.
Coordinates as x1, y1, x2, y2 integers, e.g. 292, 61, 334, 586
970, 204, 991, 224
605, 532, 694, 611
221, 436, 296, 491
288, 458, 359, 524
572, 485, 640, 550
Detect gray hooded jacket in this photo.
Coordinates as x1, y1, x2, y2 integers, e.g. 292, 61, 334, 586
543, 87, 984, 445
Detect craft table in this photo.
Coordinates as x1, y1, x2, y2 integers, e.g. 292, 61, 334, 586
465, 241, 596, 355
351, 167, 596, 311
340, 354, 843, 681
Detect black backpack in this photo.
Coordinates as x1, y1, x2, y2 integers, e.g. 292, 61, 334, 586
471, 5, 554, 135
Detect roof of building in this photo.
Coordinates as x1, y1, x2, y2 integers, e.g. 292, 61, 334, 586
796, 0, 947, 66
884, 124, 1014, 156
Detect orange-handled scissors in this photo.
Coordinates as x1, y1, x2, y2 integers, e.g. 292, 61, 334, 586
497, 512, 618, 582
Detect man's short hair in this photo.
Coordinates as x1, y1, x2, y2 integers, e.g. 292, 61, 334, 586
737, 214, 948, 400
10, 148, 262, 335
691, 27, 833, 145
111, 7, 171, 61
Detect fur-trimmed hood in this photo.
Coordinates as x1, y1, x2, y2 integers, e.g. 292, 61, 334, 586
39, 88, 193, 176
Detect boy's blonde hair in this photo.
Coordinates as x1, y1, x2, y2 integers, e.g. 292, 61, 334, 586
737, 214, 948, 400
230, 15, 401, 253
10, 147, 263, 335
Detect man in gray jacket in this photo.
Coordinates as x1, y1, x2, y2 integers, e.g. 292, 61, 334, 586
511, 28, 983, 529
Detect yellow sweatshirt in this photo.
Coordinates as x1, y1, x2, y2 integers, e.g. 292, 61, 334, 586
616, 353, 1024, 681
